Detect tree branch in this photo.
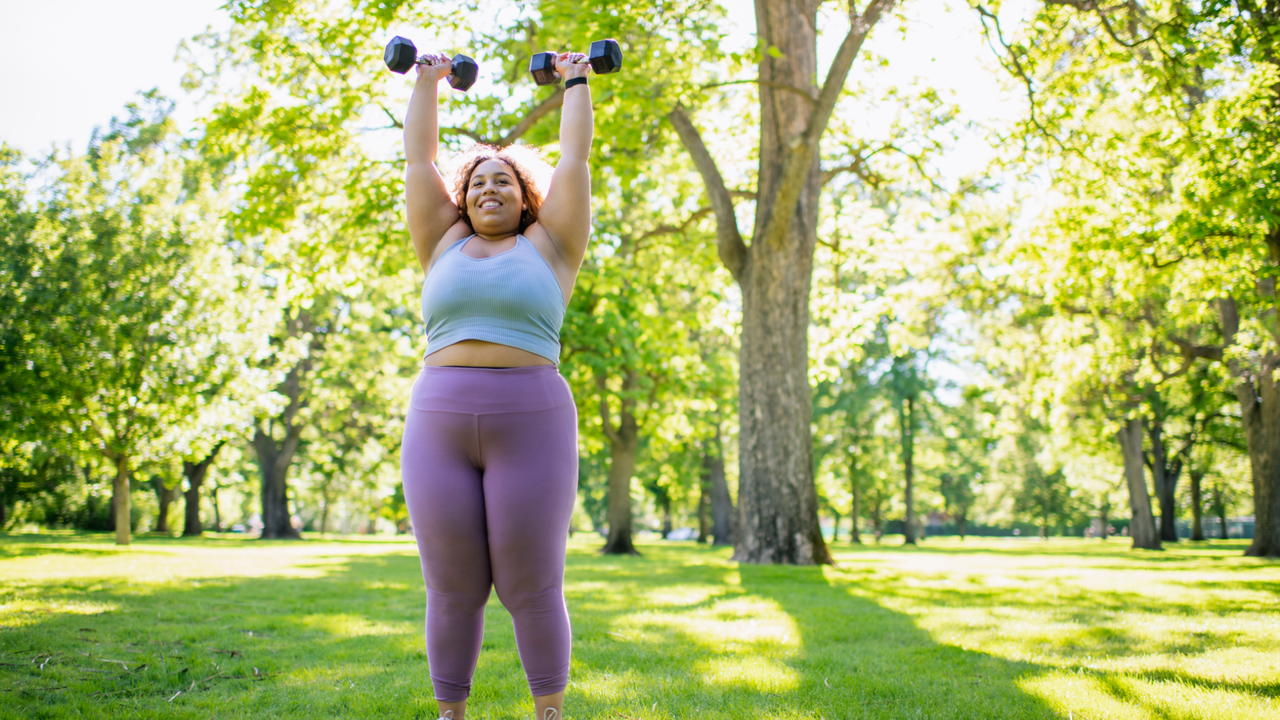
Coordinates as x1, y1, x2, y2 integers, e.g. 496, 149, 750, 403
666, 104, 749, 282
497, 87, 565, 147
441, 88, 566, 148
760, 0, 896, 252
700, 78, 817, 106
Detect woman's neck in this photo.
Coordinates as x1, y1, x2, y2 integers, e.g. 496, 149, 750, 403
472, 229, 519, 243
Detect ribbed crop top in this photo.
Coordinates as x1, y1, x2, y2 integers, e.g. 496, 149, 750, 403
421, 235, 566, 364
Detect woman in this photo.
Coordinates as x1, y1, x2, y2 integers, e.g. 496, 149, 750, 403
398, 47, 594, 720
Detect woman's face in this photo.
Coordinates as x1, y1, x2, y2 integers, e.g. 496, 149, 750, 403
466, 159, 524, 236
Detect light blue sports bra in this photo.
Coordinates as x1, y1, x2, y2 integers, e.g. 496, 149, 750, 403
422, 235, 566, 364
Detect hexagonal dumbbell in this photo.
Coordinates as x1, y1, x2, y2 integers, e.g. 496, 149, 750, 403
528, 39, 623, 86
383, 36, 479, 92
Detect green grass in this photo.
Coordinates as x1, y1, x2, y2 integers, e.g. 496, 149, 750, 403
1, 533, 1277, 719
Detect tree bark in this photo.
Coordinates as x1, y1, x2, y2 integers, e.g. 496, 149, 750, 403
869, 493, 883, 542
900, 394, 917, 545
1218, 294, 1280, 556
210, 485, 222, 532
698, 474, 710, 543
602, 425, 639, 554
253, 423, 302, 539
112, 455, 130, 546
1233, 364, 1280, 556
1146, 413, 1180, 543
1117, 418, 1161, 550
1099, 493, 1111, 541
154, 476, 178, 535
600, 369, 640, 555
848, 452, 863, 544
707, 430, 733, 546
1213, 481, 1229, 538
182, 442, 224, 537
252, 360, 306, 540
1189, 469, 1205, 541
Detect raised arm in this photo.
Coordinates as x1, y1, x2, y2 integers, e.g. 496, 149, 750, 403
405, 54, 467, 272
535, 53, 594, 268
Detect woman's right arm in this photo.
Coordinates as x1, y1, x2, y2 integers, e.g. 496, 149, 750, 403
405, 54, 467, 272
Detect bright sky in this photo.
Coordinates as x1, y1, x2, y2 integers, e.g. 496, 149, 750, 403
1, 0, 1022, 169
0, 0, 228, 158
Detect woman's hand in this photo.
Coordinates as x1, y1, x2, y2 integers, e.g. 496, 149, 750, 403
555, 52, 590, 81
414, 52, 454, 85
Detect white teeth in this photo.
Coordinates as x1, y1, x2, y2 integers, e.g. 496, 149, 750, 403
480, 200, 500, 208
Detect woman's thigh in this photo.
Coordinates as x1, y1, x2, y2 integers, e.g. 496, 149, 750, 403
402, 407, 492, 597
478, 402, 578, 601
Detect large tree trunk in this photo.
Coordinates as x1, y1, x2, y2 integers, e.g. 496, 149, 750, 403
707, 430, 733, 546
900, 395, 917, 545
1117, 418, 1161, 550
1189, 469, 1205, 541
670, 1, 891, 565
1146, 413, 1180, 543
733, 0, 832, 566
1234, 364, 1280, 556
112, 455, 130, 546
1219, 294, 1280, 556
669, 0, 893, 563
183, 442, 224, 537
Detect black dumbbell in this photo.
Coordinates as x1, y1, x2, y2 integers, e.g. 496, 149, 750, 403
383, 36, 479, 92
528, 39, 623, 86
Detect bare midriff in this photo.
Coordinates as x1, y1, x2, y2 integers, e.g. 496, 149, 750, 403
425, 339, 554, 368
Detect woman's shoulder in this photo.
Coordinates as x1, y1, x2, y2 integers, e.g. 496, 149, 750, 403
426, 222, 473, 272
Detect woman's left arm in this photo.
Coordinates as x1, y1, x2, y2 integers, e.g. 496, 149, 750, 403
536, 53, 594, 268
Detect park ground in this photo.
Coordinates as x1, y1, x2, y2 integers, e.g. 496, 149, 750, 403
0, 534, 1276, 719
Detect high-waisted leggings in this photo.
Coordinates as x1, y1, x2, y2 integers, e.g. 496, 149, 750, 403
400, 365, 578, 703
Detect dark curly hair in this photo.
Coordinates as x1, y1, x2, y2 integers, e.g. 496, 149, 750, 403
451, 144, 552, 234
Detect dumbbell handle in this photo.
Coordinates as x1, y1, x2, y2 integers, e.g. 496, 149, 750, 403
417, 53, 479, 92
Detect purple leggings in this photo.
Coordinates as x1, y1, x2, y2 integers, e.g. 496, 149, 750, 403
400, 365, 578, 703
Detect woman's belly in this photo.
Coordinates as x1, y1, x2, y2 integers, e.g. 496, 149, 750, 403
425, 339, 554, 368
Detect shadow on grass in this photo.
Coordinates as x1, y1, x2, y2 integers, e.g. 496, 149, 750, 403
3, 539, 1275, 719
559, 546, 1058, 719
0, 539, 1060, 720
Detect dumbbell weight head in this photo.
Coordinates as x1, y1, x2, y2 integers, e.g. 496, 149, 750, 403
529, 52, 560, 86
588, 39, 622, 76
447, 54, 479, 91
384, 36, 419, 74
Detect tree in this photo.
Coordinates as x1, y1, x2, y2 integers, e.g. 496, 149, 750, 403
668, 0, 899, 564
6, 96, 270, 545
972, 0, 1280, 556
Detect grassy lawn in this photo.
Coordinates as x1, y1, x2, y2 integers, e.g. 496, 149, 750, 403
1, 533, 1277, 719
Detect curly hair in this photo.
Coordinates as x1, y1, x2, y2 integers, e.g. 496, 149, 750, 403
450, 144, 553, 234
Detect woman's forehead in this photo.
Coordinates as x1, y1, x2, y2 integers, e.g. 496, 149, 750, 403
472, 158, 515, 178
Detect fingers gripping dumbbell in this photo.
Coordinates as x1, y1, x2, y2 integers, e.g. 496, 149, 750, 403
383, 36, 479, 91
528, 39, 623, 86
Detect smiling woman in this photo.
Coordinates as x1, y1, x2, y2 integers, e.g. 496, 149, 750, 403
396, 47, 597, 720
